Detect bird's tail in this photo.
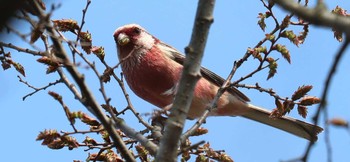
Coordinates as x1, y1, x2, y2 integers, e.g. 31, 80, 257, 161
242, 104, 323, 141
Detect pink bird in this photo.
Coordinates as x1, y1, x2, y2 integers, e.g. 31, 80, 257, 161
113, 24, 323, 141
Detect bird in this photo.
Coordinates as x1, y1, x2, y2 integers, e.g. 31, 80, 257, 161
113, 24, 323, 141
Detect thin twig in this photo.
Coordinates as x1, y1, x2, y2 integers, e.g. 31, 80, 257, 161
111, 72, 153, 130
0, 42, 46, 56
17, 76, 62, 100
181, 61, 236, 143
72, 0, 91, 64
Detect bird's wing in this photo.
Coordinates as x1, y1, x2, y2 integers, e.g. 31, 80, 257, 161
160, 42, 250, 102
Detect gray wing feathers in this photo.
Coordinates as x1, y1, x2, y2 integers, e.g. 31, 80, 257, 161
168, 48, 250, 102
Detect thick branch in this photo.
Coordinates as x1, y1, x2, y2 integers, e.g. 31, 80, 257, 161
272, 0, 350, 35
155, 0, 215, 161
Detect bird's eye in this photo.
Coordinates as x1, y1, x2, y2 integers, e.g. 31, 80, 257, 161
133, 27, 141, 35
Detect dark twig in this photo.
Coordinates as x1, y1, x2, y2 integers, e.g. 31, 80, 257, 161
270, 1, 350, 161
303, 39, 349, 162
0, 42, 46, 56
17, 76, 62, 100
111, 72, 154, 130
72, 0, 91, 63
285, 39, 349, 162
48, 91, 78, 132
178, 140, 205, 156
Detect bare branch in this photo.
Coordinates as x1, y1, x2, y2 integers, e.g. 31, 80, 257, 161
155, 0, 215, 161
0, 42, 46, 56
17, 76, 62, 100
72, 0, 91, 63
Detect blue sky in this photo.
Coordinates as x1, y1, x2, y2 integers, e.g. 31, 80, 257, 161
1, 1, 350, 161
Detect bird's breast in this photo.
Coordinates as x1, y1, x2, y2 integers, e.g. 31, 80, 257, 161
122, 47, 182, 108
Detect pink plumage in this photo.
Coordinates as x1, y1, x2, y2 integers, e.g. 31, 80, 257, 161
114, 24, 323, 141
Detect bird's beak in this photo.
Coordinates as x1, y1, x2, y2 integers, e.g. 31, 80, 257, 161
117, 33, 130, 46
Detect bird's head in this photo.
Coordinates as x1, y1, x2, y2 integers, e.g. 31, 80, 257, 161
113, 24, 157, 60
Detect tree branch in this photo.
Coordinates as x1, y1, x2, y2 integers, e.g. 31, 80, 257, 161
272, 0, 350, 35
301, 39, 349, 162
271, 1, 350, 161
155, 0, 215, 161
30, 1, 137, 161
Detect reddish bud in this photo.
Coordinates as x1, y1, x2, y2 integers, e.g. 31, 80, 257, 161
79, 31, 92, 54
30, 23, 44, 43
328, 118, 349, 128
270, 108, 282, 119
91, 46, 105, 60
331, 6, 348, 42
1, 62, 11, 70
136, 145, 149, 161
83, 136, 98, 146
70, 111, 100, 126
63, 135, 79, 150
46, 65, 58, 74
275, 98, 284, 114
297, 105, 308, 118
332, 6, 348, 16
292, 85, 313, 101
297, 25, 309, 45
265, 33, 275, 42
105, 149, 123, 162
333, 29, 343, 42
100, 130, 111, 143
101, 68, 113, 83
191, 127, 209, 136
218, 154, 234, 162
11, 61, 25, 77
48, 91, 63, 103
88, 153, 106, 161
247, 47, 263, 62
36, 129, 61, 143
37, 56, 60, 66
101, 104, 118, 114
47, 138, 65, 149
283, 100, 295, 114
52, 19, 79, 32
281, 15, 290, 29
300, 96, 321, 106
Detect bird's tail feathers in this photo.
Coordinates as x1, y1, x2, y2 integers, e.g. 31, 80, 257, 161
242, 104, 323, 141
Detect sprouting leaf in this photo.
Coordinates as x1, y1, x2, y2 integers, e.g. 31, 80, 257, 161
79, 31, 92, 54
266, 57, 277, 80
274, 44, 291, 63
91, 46, 105, 60
12, 61, 26, 77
